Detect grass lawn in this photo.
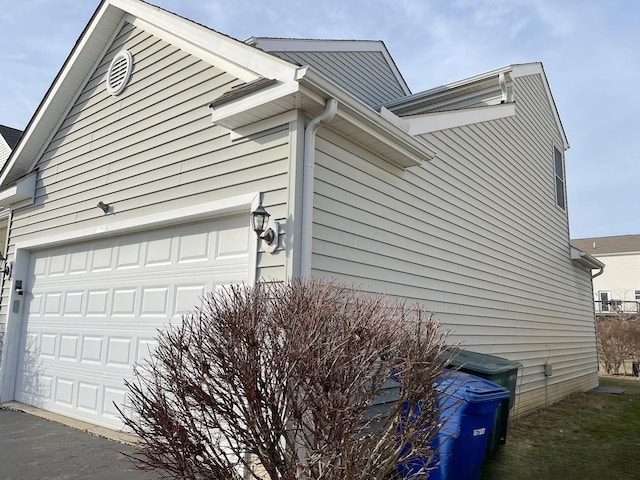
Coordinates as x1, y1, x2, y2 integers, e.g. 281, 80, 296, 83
480, 376, 640, 480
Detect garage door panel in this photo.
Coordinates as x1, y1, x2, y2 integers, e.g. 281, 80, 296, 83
16, 216, 251, 429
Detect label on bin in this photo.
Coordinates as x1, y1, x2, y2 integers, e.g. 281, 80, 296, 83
473, 428, 486, 437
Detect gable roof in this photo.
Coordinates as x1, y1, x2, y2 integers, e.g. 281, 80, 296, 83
383, 63, 569, 150
247, 37, 411, 107
0, 0, 300, 188
571, 234, 640, 255
0, 125, 23, 150
1, 0, 435, 190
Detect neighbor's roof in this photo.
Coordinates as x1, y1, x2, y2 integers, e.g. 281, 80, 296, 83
571, 234, 640, 255
0, 125, 22, 150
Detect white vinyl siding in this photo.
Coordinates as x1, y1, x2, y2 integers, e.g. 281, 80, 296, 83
590, 252, 640, 305
311, 73, 596, 416
272, 50, 406, 106
0, 137, 11, 165
7, 24, 289, 277
0, 24, 292, 357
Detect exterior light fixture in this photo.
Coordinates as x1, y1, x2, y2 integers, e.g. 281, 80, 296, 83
97, 201, 111, 214
251, 202, 278, 252
0, 253, 12, 278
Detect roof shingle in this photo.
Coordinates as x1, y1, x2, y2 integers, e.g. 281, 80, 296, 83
571, 234, 640, 255
0, 125, 23, 150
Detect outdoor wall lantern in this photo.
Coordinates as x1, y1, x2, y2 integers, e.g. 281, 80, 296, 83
251, 202, 278, 253
0, 253, 12, 278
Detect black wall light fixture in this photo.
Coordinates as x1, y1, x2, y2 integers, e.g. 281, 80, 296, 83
0, 253, 12, 278
251, 202, 278, 253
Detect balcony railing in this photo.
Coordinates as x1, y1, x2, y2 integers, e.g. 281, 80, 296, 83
595, 300, 640, 314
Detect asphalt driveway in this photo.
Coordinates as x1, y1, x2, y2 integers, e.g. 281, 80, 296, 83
0, 407, 160, 480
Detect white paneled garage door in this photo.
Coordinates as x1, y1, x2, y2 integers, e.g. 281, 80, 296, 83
15, 215, 252, 429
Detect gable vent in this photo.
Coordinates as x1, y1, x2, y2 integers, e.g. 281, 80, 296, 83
106, 50, 133, 96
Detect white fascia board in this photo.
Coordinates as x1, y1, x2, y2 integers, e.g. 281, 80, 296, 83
337, 108, 430, 167
570, 247, 606, 269
250, 38, 388, 53
383, 65, 513, 110
120, 0, 298, 83
297, 69, 435, 163
379, 106, 410, 133
0, 172, 37, 206
0, 1, 119, 188
510, 62, 544, 78
210, 81, 300, 125
229, 110, 298, 141
406, 103, 516, 135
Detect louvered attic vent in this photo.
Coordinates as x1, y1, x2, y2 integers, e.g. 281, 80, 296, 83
106, 50, 133, 96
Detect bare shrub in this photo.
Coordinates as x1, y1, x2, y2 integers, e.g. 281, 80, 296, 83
120, 279, 450, 479
597, 313, 640, 375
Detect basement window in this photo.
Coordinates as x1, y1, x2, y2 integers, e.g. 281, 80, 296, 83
106, 50, 133, 96
554, 147, 566, 210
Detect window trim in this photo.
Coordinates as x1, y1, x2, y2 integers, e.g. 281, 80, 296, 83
553, 146, 566, 211
598, 291, 610, 312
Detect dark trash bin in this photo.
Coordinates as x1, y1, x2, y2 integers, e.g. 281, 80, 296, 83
397, 369, 510, 480
447, 349, 521, 456
633, 361, 640, 377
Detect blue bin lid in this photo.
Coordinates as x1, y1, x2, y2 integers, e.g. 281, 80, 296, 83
436, 369, 510, 403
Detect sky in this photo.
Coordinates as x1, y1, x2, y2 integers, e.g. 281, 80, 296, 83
0, 0, 638, 239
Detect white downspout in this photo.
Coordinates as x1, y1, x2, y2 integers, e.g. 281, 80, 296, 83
300, 98, 338, 280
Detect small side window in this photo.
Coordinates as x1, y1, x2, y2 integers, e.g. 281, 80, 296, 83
554, 147, 565, 210
598, 291, 610, 312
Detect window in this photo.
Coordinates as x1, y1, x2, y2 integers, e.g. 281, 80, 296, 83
554, 147, 566, 210
635, 290, 640, 301
598, 291, 610, 312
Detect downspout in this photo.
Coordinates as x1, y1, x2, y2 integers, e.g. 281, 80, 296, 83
592, 266, 604, 279
300, 98, 338, 280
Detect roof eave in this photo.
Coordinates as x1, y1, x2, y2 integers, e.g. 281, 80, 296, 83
570, 247, 606, 270
384, 62, 569, 151
297, 68, 435, 166
0, 0, 121, 188
1, 0, 302, 189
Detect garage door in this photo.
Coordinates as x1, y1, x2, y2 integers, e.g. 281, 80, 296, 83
15, 215, 252, 429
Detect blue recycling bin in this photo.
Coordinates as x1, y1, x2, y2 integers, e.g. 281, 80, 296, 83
397, 369, 510, 480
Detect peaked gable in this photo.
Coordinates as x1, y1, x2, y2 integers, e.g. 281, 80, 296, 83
248, 37, 411, 107
0, 0, 299, 188
383, 63, 569, 150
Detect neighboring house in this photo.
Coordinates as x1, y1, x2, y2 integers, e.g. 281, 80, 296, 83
0, 125, 22, 259
572, 234, 640, 313
0, 125, 22, 166
0, 0, 603, 430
